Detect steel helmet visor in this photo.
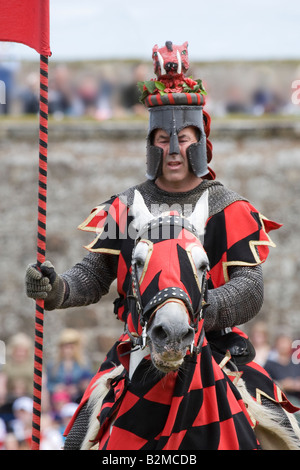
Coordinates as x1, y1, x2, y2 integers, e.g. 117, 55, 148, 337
146, 106, 208, 180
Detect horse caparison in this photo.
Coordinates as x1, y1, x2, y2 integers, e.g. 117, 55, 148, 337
66, 190, 300, 451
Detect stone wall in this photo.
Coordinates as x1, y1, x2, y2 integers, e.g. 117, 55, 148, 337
0, 118, 300, 369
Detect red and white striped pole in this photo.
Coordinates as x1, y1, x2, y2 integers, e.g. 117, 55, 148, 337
31, 54, 49, 450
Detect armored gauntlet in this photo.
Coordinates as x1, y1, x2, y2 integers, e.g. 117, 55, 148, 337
25, 260, 65, 310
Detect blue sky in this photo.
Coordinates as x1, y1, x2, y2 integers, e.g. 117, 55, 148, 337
1, 0, 300, 62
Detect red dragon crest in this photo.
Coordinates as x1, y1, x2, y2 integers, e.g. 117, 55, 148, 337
152, 41, 189, 77
138, 40, 206, 104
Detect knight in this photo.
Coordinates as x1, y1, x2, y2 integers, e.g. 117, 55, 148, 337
25, 41, 299, 450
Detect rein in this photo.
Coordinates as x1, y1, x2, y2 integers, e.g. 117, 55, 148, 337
126, 214, 208, 356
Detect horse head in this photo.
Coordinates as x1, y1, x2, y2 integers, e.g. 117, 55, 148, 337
128, 190, 209, 374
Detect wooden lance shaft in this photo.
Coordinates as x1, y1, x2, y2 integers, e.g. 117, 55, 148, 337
31, 54, 49, 450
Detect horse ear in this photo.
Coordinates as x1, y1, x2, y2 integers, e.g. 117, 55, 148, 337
129, 190, 154, 232
187, 189, 209, 238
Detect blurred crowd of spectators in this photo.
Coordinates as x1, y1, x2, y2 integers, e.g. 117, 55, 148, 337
0, 60, 299, 120
0, 62, 149, 120
0, 329, 94, 450
249, 321, 300, 421
0, 322, 299, 450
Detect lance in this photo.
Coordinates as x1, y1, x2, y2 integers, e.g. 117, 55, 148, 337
31, 53, 49, 450
0, 0, 51, 450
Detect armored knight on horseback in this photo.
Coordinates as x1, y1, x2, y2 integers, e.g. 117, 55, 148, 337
26, 41, 300, 450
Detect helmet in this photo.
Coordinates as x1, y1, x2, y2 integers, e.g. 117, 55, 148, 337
139, 41, 214, 181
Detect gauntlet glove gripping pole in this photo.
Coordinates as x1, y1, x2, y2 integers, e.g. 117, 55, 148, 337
31, 55, 49, 451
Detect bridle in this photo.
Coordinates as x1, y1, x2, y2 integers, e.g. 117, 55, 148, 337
126, 214, 209, 356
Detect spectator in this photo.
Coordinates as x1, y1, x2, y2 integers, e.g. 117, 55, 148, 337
95, 74, 115, 121
76, 74, 99, 117
251, 86, 285, 115
2, 333, 33, 402
264, 333, 300, 408
8, 396, 33, 449
51, 389, 71, 423
46, 329, 93, 403
39, 413, 64, 450
225, 84, 248, 114
21, 72, 40, 114
119, 64, 148, 116
48, 65, 74, 118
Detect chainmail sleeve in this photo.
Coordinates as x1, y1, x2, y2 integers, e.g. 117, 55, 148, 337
204, 264, 264, 331
59, 252, 118, 309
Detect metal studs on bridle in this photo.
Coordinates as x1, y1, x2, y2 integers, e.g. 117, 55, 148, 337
128, 213, 208, 353
136, 214, 201, 243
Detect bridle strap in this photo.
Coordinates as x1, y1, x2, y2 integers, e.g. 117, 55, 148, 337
190, 325, 205, 355
127, 216, 209, 355
129, 261, 208, 354
124, 322, 147, 349
143, 287, 193, 320
191, 267, 208, 331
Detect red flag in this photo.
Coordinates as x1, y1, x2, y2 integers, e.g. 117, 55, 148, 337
0, 0, 51, 56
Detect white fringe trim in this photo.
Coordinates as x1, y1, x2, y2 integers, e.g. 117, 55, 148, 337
80, 365, 124, 450
81, 363, 300, 450
223, 366, 300, 450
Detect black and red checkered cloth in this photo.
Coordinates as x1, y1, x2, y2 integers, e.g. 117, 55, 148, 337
64, 192, 297, 449
77, 193, 281, 329
94, 337, 260, 450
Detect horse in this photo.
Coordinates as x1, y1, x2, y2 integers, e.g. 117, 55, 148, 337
75, 190, 300, 450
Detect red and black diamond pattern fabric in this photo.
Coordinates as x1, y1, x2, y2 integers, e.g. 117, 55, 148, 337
79, 196, 281, 328
205, 200, 281, 287
94, 339, 259, 450
78, 196, 136, 325
67, 193, 283, 449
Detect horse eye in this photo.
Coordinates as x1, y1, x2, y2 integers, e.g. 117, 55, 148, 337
181, 50, 187, 55
135, 259, 144, 269
199, 262, 208, 272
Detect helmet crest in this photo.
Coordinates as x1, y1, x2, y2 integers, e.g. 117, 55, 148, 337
152, 41, 189, 77
138, 41, 215, 181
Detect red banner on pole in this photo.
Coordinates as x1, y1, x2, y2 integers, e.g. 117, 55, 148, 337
0, 0, 51, 56
0, 0, 51, 450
